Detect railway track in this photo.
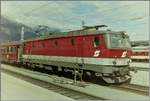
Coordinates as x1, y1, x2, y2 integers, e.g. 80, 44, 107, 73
2, 63, 149, 98
2, 68, 106, 100
130, 62, 149, 71
130, 67, 149, 71
111, 84, 149, 96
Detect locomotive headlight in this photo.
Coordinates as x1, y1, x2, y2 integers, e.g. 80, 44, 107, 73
112, 60, 116, 65
127, 59, 132, 65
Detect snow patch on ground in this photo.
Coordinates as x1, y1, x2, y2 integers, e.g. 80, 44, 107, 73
1, 64, 149, 100
1, 72, 74, 101
130, 62, 149, 68
130, 71, 149, 86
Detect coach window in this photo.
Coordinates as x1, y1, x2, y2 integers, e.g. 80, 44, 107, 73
94, 36, 100, 48
71, 38, 75, 46
5, 47, 7, 53
7, 47, 9, 53
15, 47, 17, 52
4, 48, 6, 53
8, 47, 10, 52
13, 47, 16, 52
0, 49, 2, 53
11, 47, 13, 52
10, 47, 11, 52
9, 47, 11, 52
2, 49, 4, 53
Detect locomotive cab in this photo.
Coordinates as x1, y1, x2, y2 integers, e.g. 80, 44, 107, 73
105, 31, 132, 59
3, 25, 133, 85
99, 31, 132, 83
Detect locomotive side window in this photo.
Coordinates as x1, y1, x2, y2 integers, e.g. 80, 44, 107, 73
54, 41, 58, 46
71, 38, 75, 46
94, 36, 100, 48
42, 42, 45, 47
32, 42, 35, 48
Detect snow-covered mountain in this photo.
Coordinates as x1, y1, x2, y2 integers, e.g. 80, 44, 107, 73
0, 17, 36, 43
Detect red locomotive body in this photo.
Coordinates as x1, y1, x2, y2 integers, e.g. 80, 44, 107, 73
0, 42, 21, 63
23, 34, 131, 59
0, 26, 133, 84
22, 28, 132, 83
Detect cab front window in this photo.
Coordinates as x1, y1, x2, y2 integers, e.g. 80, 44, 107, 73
110, 34, 131, 49
105, 32, 131, 49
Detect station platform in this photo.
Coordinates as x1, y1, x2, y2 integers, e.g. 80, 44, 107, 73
130, 71, 149, 86
1, 72, 74, 101
1, 64, 149, 100
130, 62, 149, 68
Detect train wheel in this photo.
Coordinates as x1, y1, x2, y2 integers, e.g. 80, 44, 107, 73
123, 78, 131, 84
52, 66, 58, 74
82, 71, 93, 81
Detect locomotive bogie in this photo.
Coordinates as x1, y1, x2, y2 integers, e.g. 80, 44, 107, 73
21, 54, 131, 83
21, 54, 131, 72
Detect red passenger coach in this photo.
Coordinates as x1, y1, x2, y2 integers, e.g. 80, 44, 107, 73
131, 46, 149, 62
0, 41, 21, 63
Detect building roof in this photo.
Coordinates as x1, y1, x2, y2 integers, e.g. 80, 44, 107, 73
0, 41, 22, 46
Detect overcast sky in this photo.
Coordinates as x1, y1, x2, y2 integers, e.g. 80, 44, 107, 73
1, 1, 149, 41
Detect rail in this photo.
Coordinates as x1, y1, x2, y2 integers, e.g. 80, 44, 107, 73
111, 84, 149, 96
1, 63, 149, 100
130, 67, 149, 71
2, 68, 106, 100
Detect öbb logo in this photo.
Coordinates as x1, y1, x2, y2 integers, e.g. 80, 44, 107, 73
93, 50, 100, 57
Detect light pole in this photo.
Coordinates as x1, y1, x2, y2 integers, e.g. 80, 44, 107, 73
21, 26, 24, 42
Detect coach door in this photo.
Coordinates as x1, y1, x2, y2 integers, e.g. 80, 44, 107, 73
17, 45, 22, 62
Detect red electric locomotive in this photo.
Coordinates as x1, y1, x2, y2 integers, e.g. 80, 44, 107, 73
21, 25, 132, 83
0, 25, 133, 84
